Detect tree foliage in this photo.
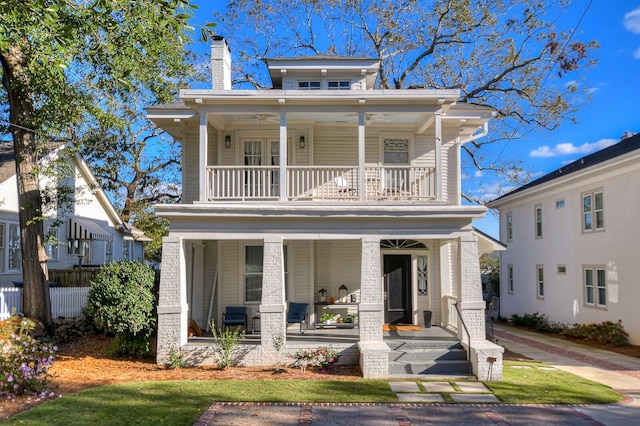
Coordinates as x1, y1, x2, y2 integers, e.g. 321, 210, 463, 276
0, 0, 213, 327
217, 0, 598, 200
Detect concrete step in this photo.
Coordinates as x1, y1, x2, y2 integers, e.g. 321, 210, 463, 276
389, 347, 468, 362
386, 340, 462, 350
388, 360, 471, 376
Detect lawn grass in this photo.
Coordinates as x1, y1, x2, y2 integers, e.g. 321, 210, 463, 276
4, 360, 625, 425
3, 380, 396, 426
484, 360, 624, 404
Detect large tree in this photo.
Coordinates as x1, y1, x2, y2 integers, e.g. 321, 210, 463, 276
0, 0, 213, 328
217, 0, 597, 199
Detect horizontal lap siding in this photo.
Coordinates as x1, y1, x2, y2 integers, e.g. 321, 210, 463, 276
202, 242, 218, 325
182, 128, 200, 204
314, 240, 361, 300
313, 126, 358, 165
291, 241, 310, 303
218, 241, 240, 323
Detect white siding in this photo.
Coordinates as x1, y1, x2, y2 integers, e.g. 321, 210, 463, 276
314, 240, 361, 300
498, 160, 640, 344
201, 241, 218, 326
313, 126, 358, 165
290, 240, 311, 303
217, 240, 240, 325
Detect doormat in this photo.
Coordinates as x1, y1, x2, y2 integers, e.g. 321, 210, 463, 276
383, 325, 423, 331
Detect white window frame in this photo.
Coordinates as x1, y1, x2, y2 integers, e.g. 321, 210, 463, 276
328, 80, 350, 90
243, 243, 289, 304
534, 205, 543, 239
46, 228, 59, 262
105, 240, 113, 263
555, 198, 565, 209
536, 265, 544, 299
584, 266, 606, 308
0, 222, 5, 273
582, 190, 604, 232
507, 264, 514, 294
506, 212, 513, 242
8, 224, 21, 271
298, 81, 321, 90
557, 264, 567, 275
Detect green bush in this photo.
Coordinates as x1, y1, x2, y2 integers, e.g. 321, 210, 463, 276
512, 312, 629, 347
209, 321, 245, 369
85, 261, 156, 357
562, 320, 629, 347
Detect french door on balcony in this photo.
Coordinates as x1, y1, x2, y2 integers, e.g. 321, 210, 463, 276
243, 139, 280, 197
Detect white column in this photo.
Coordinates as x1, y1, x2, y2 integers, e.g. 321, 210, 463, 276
260, 236, 286, 357
279, 113, 288, 202
191, 242, 205, 327
199, 113, 208, 201
434, 110, 442, 201
156, 236, 188, 365
358, 236, 389, 378
358, 111, 366, 201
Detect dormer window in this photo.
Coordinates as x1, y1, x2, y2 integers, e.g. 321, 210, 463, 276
328, 80, 350, 90
298, 81, 321, 90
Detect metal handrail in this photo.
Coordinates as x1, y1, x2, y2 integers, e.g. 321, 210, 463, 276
453, 302, 472, 375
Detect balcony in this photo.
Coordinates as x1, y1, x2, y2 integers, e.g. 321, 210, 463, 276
206, 166, 437, 202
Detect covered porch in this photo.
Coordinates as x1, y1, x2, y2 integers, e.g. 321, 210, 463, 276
156, 224, 503, 379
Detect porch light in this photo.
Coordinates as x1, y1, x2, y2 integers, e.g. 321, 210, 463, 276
339, 285, 348, 303
225, 135, 231, 148
319, 288, 327, 303
299, 136, 305, 149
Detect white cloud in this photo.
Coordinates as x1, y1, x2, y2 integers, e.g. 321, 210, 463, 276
634, 46, 640, 60
474, 170, 483, 178
624, 7, 640, 34
530, 138, 618, 158
564, 80, 578, 88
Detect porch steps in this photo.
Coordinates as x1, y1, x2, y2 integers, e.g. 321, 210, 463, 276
387, 339, 472, 378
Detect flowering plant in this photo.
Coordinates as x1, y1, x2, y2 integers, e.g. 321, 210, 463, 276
0, 316, 57, 395
290, 346, 340, 373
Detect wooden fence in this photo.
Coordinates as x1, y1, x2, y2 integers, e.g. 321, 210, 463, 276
49, 268, 100, 287
0, 287, 91, 320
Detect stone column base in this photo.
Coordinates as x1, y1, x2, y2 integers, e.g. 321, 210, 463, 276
469, 340, 504, 381
358, 341, 390, 379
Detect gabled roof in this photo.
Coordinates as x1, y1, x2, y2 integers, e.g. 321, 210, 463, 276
488, 132, 640, 206
0, 140, 15, 184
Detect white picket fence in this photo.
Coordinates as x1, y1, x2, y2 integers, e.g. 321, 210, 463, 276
0, 287, 91, 320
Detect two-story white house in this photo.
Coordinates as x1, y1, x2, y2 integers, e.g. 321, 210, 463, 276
0, 142, 149, 287
487, 132, 640, 345
147, 37, 503, 379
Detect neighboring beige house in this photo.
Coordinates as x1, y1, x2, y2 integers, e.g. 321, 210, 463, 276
147, 37, 504, 379
487, 132, 640, 345
0, 142, 149, 287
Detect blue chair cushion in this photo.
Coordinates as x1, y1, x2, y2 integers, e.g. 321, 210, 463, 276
223, 306, 247, 324
287, 302, 308, 323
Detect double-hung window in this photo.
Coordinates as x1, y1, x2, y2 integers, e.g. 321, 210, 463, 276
536, 265, 544, 298
507, 264, 514, 294
534, 205, 542, 238
46, 228, 59, 262
584, 266, 606, 307
582, 191, 604, 232
506, 212, 513, 241
0, 223, 5, 272
244, 245, 288, 303
8, 224, 21, 271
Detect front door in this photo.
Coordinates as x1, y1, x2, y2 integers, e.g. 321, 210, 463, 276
384, 254, 412, 324
243, 139, 281, 197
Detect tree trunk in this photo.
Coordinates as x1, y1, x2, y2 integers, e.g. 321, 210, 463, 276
1, 45, 53, 328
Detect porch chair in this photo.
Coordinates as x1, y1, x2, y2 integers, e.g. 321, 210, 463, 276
287, 302, 308, 334
222, 306, 248, 331
334, 176, 356, 199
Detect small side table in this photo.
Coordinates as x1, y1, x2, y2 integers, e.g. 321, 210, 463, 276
251, 314, 261, 334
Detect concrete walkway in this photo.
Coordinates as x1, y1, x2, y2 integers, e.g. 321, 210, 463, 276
194, 325, 640, 425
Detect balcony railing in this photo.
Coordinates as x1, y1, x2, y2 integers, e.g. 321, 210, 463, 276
206, 165, 436, 202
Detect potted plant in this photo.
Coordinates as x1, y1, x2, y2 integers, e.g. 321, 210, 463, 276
319, 312, 335, 324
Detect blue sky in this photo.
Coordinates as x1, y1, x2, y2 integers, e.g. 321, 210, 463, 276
192, 1, 640, 239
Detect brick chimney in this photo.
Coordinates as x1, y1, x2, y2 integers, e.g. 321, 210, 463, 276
211, 36, 232, 90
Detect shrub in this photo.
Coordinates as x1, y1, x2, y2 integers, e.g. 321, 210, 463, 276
0, 315, 57, 395
209, 321, 245, 369
562, 320, 629, 347
84, 260, 156, 357
290, 346, 340, 373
